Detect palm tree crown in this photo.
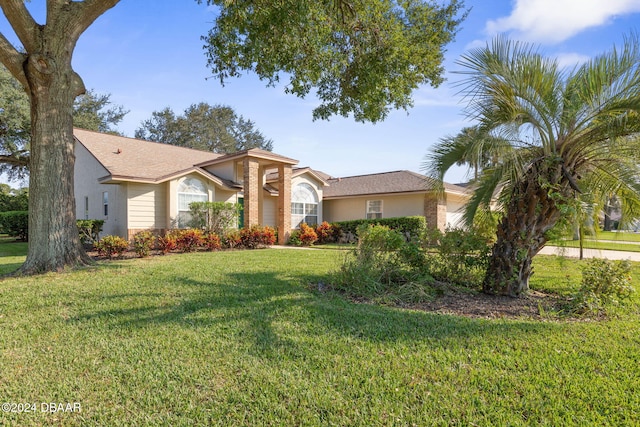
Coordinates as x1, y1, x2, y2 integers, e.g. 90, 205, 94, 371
427, 34, 640, 296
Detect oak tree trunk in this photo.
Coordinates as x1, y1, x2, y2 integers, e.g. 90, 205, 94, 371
0, 0, 120, 274
19, 54, 91, 273
482, 159, 571, 296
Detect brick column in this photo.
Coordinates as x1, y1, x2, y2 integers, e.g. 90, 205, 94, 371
243, 158, 260, 228
277, 164, 292, 245
424, 192, 447, 231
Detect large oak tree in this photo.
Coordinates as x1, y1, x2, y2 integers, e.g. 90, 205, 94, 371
0, 0, 465, 274
0, 0, 119, 273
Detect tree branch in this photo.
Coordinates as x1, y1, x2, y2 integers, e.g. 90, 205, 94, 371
54, 0, 121, 45
0, 32, 27, 88
0, 0, 39, 52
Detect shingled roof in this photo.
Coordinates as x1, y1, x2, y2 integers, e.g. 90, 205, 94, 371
74, 128, 231, 184
323, 170, 469, 199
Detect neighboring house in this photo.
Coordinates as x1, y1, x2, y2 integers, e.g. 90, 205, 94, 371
73, 129, 469, 242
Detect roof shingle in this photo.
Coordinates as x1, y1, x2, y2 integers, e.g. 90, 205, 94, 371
323, 170, 469, 198
74, 128, 222, 182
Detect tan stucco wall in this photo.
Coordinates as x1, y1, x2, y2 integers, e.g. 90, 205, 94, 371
324, 193, 424, 222
204, 162, 236, 182
74, 142, 126, 237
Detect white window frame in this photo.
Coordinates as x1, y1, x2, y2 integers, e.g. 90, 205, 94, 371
177, 177, 208, 228
291, 183, 319, 228
366, 200, 382, 219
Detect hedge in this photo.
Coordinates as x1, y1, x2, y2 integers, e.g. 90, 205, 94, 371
0, 210, 28, 241
332, 216, 427, 242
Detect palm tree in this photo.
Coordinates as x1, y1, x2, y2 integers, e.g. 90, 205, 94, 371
427, 35, 640, 296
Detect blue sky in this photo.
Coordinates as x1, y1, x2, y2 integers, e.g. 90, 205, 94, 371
2, 0, 640, 183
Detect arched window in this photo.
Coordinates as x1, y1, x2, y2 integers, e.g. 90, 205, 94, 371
177, 177, 208, 228
291, 183, 318, 228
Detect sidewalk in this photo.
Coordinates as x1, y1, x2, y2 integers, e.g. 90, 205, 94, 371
540, 245, 640, 261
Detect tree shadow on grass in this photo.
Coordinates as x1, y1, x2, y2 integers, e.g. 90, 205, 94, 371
71, 266, 560, 361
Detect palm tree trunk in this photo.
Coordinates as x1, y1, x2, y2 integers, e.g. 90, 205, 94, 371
483, 160, 568, 296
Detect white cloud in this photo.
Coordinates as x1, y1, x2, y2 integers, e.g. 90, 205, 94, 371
554, 52, 591, 69
485, 0, 640, 44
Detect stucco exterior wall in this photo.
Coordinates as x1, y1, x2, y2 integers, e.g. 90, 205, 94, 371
204, 162, 236, 182
324, 193, 424, 222
74, 142, 126, 237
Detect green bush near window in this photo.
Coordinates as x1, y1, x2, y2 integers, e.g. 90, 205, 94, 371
77, 219, 105, 244
0, 210, 28, 241
188, 201, 239, 235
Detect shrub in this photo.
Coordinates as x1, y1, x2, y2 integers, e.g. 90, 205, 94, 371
333, 216, 426, 243
288, 229, 303, 246
175, 229, 204, 252
94, 235, 129, 259
421, 227, 491, 288
157, 232, 178, 254
315, 221, 341, 244
133, 230, 156, 258
77, 219, 104, 244
240, 225, 276, 249
203, 232, 222, 251
188, 201, 240, 235
0, 211, 28, 241
299, 223, 318, 246
570, 258, 635, 315
222, 229, 242, 249
332, 224, 433, 301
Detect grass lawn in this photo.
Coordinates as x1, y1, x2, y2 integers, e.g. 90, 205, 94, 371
0, 245, 639, 426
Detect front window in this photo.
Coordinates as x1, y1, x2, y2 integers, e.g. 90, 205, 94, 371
177, 177, 208, 228
102, 192, 109, 217
291, 183, 318, 228
366, 200, 382, 219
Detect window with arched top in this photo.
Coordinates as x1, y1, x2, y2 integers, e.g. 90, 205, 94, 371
177, 177, 208, 228
291, 183, 318, 228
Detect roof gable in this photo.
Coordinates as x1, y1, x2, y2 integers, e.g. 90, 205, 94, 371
74, 128, 223, 183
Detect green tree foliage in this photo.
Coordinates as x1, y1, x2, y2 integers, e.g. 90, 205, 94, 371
0, 184, 27, 212
73, 89, 128, 135
0, 65, 30, 180
135, 103, 273, 153
199, 0, 467, 122
0, 66, 127, 180
427, 35, 640, 296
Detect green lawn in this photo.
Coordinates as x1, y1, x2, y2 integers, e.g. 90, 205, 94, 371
1, 246, 639, 426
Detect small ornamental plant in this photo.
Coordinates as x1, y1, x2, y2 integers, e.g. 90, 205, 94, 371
94, 235, 129, 259
157, 232, 178, 255
299, 223, 318, 246
203, 232, 222, 251
315, 221, 334, 244
222, 229, 242, 249
133, 230, 156, 258
175, 229, 204, 253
